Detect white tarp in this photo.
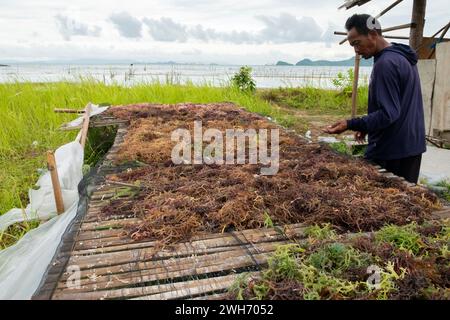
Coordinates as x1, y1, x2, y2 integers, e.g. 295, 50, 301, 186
66, 104, 109, 128
0, 202, 78, 299
0, 105, 108, 299
0, 142, 83, 232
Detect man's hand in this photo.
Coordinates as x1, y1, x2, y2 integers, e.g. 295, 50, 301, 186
323, 120, 348, 134
354, 131, 367, 144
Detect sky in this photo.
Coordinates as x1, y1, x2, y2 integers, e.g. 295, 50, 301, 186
0, 0, 448, 64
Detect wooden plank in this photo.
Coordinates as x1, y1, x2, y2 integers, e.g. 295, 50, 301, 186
129, 275, 243, 300
55, 248, 272, 292
68, 233, 296, 271
80, 218, 141, 232
53, 272, 258, 300
77, 228, 125, 241
431, 207, 450, 220
74, 222, 305, 252
68, 225, 306, 269
190, 292, 230, 300
65, 232, 293, 278
79, 103, 92, 149
46, 151, 65, 214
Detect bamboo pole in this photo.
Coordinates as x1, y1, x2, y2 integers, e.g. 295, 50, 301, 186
339, 23, 415, 45
375, 0, 403, 19
47, 151, 65, 214
351, 54, 361, 118
383, 22, 416, 33
79, 103, 92, 149
54, 108, 85, 114
335, 31, 409, 40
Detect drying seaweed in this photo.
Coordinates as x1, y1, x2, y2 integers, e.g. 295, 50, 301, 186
227, 220, 450, 300
101, 103, 440, 245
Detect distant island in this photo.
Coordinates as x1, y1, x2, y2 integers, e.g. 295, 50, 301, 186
0, 64, 9, 67
275, 61, 293, 66
276, 57, 373, 67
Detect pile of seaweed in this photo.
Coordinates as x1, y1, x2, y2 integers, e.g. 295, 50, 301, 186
227, 221, 449, 300
102, 103, 440, 244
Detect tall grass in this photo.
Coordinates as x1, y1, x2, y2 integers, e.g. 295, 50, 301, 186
258, 86, 369, 116
0, 80, 291, 214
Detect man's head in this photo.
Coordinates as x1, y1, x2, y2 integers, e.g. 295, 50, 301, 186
345, 14, 382, 59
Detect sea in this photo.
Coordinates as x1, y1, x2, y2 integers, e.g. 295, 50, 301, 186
0, 63, 373, 88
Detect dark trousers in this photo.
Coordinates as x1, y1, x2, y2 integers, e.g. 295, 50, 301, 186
372, 154, 422, 184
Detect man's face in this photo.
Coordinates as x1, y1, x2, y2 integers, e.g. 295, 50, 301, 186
347, 27, 378, 59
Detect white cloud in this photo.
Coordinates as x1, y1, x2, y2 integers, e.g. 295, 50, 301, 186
142, 14, 331, 44
55, 14, 101, 41
143, 17, 188, 42
109, 11, 142, 38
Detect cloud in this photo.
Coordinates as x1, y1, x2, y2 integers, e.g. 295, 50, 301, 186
109, 12, 143, 38
256, 13, 324, 43
141, 13, 330, 44
142, 17, 187, 42
54, 14, 101, 41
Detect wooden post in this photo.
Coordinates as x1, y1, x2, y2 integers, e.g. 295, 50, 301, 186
47, 151, 65, 214
409, 0, 427, 50
351, 54, 361, 118
79, 103, 92, 149
54, 108, 85, 114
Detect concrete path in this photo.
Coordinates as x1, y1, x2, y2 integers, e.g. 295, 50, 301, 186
420, 145, 450, 184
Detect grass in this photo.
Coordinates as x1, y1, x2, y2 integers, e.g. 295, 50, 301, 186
419, 178, 450, 203
258, 86, 369, 116
435, 179, 450, 202
0, 219, 40, 250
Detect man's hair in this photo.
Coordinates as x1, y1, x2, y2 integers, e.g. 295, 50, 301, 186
345, 14, 382, 36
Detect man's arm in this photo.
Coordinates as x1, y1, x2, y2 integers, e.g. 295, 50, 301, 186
346, 58, 402, 133
324, 58, 402, 135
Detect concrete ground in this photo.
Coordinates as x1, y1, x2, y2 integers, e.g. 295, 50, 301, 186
420, 145, 450, 184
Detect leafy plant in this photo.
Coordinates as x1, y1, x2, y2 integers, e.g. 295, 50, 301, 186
231, 66, 256, 93
332, 68, 354, 95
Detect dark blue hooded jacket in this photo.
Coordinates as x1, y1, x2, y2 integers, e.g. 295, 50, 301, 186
347, 43, 426, 160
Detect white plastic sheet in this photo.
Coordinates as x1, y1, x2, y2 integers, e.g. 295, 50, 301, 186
66, 104, 109, 128
0, 202, 78, 299
0, 142, 83, 232
0, 105, 108, 299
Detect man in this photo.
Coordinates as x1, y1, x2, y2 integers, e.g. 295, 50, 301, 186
324, 14, 426, 184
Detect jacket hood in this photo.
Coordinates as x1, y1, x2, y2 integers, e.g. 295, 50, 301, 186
377, 42, 418, 65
